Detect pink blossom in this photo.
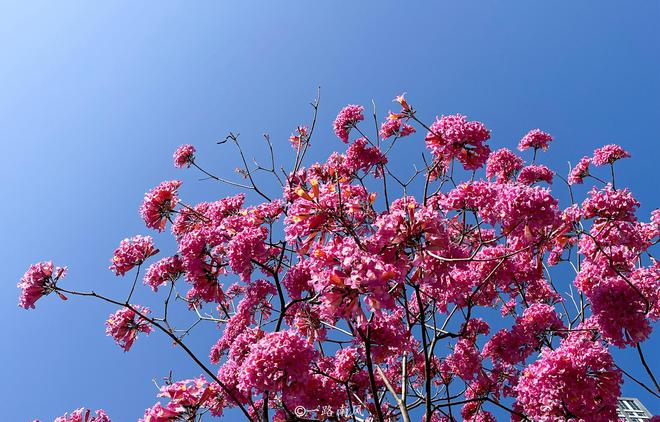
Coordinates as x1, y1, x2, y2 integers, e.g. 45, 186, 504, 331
576, 259, 659, 347
245, 199, 284, 222
240, 330, 315, 392
492, 183, 560, 236
463, 409, 496, 422
226, 327, 265, 364
307, 237, 402, 319
284, 180, 375, 245
501, 303, 560, 347
282, 261, 312, 300
289, 125, 309, 149
462, 318, 490, 341
443, 339, 482, 380
173, 144, 196, 168
227, 226, 267, 282
19, 94, 658, 421
483, 304, 563, 366
138, 402, 180, 422
210, 280, 276, 363
345, 137, 388, 176
517, 128, 553, 151
425, 114, 491, 170
172, 194, 245, 237
393, 93, 412, 113
517, 164, 553, 185
424, 413, 453, 422
140, 180, 182, 231
170, 193, 278, 304
482, 329, 526, 366
568, 156, 591, 184
357, 310, 412, 363
331, 347, 359, 382
333, 104, 364, 143
461, 375, 500, 421
442, 181, 498, 216
177, 230, 227, 303
286, 302, 327, 342
157, 376, 224, 417
18, 261, 66, 309
379, 116, 415, 139
216, 360, 251, 406
109, 235, 158, 276
143, 255, 183, 291
515, 336, 621, 421
651, 209, 660, 226
485, 148, 524, 182
54, 408, 111, 422
590, 273, 657, 346
515, 303, 564, 342
105, 305, 153, 351
278, 361, 346, 420
592, 143, 630, 166
582, 184, 639, 222
524, 277, 561, 304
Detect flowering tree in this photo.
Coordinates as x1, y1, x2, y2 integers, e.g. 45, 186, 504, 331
19, 92, 659, 422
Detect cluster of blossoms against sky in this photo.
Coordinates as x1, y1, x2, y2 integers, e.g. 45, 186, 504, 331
21, 94, 659, 421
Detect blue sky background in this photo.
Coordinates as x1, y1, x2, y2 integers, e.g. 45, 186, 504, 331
1, 1, 658, 420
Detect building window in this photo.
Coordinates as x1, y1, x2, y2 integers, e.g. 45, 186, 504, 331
617, 397, 652, 421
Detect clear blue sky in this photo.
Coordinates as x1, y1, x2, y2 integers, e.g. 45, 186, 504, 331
1, 1, 658, 420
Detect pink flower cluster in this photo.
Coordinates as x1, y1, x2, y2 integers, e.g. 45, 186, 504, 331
425, 114, 491, 170
443, 338, 482, 381
515, 335, 621, 421
485, 148, 524, 182
289, 125, 309, 149
210, 279, 276, 363
227, 226, 268, 282
109, 235, 158, 276
483, 303, 564, 366
140, 376, 224, 421
592, 143, 630, 166
18, 261, 66, 309
517, 128, 553, 151
568, 156, 591, 184
284, 178, 375, 246
105, 305, 153, 351
239, 330, 315, 393
19, 94, 660, 422
379, 115, 415, 139
582, 184, 639, 222
173, 144, 196, 168
572, 183, 659, 346
588, 268, 658, 346
307, 237, 404, 320
140, 180, 182, 231
357, 310, 411, 363
173, 193, 282, 303
443, 181, 560, 236
461, 374, 500, 422
568, 145, 630, 184
333, 104, 364, 143
345, 137, 388, 176
52, 408, 111, 422
143, 255, 183, 291
174, 195, 242, 302
517, 164, 553, 185
137, 403, 178, 422
281, 261, 312, 300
